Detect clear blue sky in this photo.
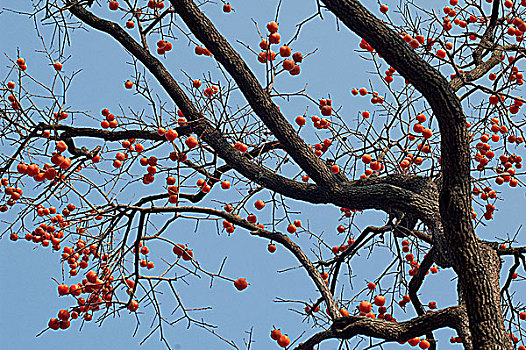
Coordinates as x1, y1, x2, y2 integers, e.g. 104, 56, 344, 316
1, 1, 524, 349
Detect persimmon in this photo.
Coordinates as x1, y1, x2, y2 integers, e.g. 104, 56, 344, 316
124, 80, 133, 89
259, 39, 269, 50
270, 328, 282, 340
234, 277, 248, 290
221, 181, 231, 190
292, 52, 303, 62
128, 300, 139, 312
182, 249, 193, 261
277, 334, 290, 348
53, 62, 62, 71
380, 4, 389, 13
358, 300, 372, 313
340, 308, 350, 316
269, 32, 281, 45
374, 295, 386, 306
165, 129, 178, 141
330, 164, 340, 173
254, 200, 265, 210
7, 81, 15, 89
295, 115, 306, 125
86, 270, 97, 283
408, 337, 420, 346
185, 136, 198, 148
287, 224, 297, 233
58, 309, 70, 321
48, 318, 60, 330
279, 45, 291, 57
190, 79, 202, 90
57, 284, 69, 296
266, 21, 279, 33
109, 1, 119, 10
370, 161, 381, 171
268, 244, 276, 253
419, 339, 430, 349
289, 64, 301, 76
223, 3, 232, 13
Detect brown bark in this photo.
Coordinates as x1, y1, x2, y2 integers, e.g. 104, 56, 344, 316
318, 0, 511, 348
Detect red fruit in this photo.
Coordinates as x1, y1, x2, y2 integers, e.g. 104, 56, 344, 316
223, 3, 232, 12
320, 105, 332, 116
279, 45, 291, 57
418, 339, 431, 349
221, 181, 231, 190
53, 62, 63, 71
422, 128, 433, 139
128, 300, 139, 312
268, 244, 276, 253
269, 32, 281, 44
292, 52, 303, 62
124, 80, 133, 89
185, 136, 198, 148
48, 318, 60, 330
362, 154, 372, 164
182, 249, 194, 261
277, 334, 290, 348
489, 95, 499, 105
58, 309, 70, 321
374, 295, 386, 306
234, 277, 248, 291
359, 300, 372, 313
287, 224, 297, 233
109, 1, 119, 10
86, 270, 97, 283
408, 337, 420, 346
165, 129, 178, 141
57, 284, 69, 295
254, 200, 265, 210
367, 282, 376, 290
270, 328, 282, 340
295, 115, 306, 126
173, 244, 185, 256
289, 64, 301, 76
126, 20, 134, 29
266, 21, 279, 33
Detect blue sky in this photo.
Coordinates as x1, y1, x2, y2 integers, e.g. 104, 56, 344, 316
1, 1, 525, 349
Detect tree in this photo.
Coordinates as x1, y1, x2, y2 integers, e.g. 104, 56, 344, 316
1, 0, 525, 349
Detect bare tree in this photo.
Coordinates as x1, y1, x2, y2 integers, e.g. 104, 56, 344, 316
1, 0, 526, 349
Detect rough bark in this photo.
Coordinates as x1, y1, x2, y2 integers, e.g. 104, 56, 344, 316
319, 0, 511, 348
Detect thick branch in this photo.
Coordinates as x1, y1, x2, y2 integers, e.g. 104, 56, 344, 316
296, 305, 465, 349
169, 0, 340, 187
